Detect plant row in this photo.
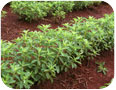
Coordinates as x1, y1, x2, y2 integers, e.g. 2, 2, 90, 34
1, 13, 114, 89
10, 1, 101, 22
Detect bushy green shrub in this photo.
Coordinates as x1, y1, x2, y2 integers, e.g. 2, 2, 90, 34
10, 1, 74, 22
51, 1, 74, 23
1, 13, 114, 89
1, 60, 34, 89
74, 1, 101, 9
52, 8, 66, 23
10, 1, 102, 22
10, 1, 48, 21
54, 1, 74, 12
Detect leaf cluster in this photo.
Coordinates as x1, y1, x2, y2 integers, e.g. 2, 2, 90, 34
95, 62, 108, 75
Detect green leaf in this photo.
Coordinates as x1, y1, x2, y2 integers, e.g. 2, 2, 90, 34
100, 86, 107, 89
46, 73, 50, 79
31, 60, 37, 64
56, 66, 60, 73
72, 63, 77, 69
64, 67, 68, 72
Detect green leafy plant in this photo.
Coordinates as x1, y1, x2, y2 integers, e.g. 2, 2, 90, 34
95, 62, 108, 75
1, 60, 34, 89
1, 10, 7, 18
10, 1, 47, 22
52, 8, 66, 23
74, 1, 101, 10
1, 13, 114, 89
10, 1, 102, 22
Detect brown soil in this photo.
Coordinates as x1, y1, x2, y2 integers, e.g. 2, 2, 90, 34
1, 2, 113, 41
1, 2, 114, 89
31, 50, 114, 89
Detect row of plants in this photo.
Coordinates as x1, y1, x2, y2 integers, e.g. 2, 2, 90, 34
1, 13, 114, 89
10, 1, 101, 22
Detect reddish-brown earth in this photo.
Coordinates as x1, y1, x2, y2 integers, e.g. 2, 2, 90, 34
1, 2, 114, 89
1, 2, 113, 41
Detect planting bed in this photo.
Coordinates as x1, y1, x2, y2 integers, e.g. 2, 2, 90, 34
1, 1, 114, 89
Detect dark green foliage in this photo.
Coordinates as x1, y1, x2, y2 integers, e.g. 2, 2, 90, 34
1, 13, 114, 89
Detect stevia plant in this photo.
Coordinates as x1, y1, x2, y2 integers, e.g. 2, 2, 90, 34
95, 62, 108, 75
10, 1, 48, 22
52, 8, 66, 23
1, 60, 34, 89
1, 13, 114, 89
74, 1, 101, 10
1, 40, 15, 61
10, 1, 102, 22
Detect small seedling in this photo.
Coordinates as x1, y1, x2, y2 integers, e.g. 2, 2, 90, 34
95, 61, 108, 75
